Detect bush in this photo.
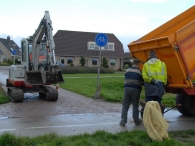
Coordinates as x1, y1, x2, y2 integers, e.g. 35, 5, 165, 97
102, 58, 109, 68
0, 59, 12, 66
70, 63, 74, 66
118, 68, 123, 71
123, 64, 129, 69
129, 62, 132, 67
80, 56, 86, 66
60, 66, 114, 74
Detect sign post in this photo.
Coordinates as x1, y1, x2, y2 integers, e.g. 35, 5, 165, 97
94, 33, 108, 99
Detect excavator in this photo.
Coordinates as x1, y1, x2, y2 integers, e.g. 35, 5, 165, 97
6, 11, 64, 102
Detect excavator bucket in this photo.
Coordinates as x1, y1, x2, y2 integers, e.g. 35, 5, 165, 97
25, 71, 44, 85
41, 70, 64, 84
25, 70, 64, 85
57, 70, 64, 83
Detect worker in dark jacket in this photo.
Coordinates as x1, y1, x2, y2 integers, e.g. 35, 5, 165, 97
120, 59, 144, 126
142, 50, 167, 104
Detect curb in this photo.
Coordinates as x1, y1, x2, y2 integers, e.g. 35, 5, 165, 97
0, 66, 11, 70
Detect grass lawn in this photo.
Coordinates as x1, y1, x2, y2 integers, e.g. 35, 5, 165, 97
0, 83, 10, 104
60, 73, 176, 106
61, 73, 124, 102
0, 130, 195, 146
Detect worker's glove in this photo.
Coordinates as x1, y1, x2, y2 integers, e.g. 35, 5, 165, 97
150, 79, 156, 85
150, 79, 162, 87
155, 80, 162, 87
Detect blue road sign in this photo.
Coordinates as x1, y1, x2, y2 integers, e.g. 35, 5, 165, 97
95, 33, 108, 47
12, 50, 16, 55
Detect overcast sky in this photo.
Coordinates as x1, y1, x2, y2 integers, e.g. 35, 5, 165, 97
0, 0, 194, 52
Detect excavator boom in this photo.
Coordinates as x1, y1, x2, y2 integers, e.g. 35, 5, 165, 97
24, 11, 64, 85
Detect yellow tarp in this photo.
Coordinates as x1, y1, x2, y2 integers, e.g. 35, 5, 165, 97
143, 101, 169, 142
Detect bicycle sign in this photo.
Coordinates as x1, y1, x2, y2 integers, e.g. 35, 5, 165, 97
95, 33, 108, 47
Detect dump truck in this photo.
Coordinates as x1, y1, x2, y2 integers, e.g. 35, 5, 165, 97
128, 5, 195, 116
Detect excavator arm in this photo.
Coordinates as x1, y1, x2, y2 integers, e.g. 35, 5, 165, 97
24, 11, 64, 85
31, 11, 56, 71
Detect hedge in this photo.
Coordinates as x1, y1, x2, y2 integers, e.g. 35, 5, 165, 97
60, 66, 114, 74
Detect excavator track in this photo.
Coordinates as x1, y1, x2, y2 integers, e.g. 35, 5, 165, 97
44, 86, 58, 101
7, 87, 24, 103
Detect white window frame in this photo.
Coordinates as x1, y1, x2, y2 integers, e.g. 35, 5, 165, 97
60, 57, 65, 64
67, 57, 74, 64
88, 42, 114, 50
88, 42, 99, 50
92, 57, 98, 65
110, 58, 116, 67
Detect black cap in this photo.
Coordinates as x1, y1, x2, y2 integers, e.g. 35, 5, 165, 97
149, 50, 156, 57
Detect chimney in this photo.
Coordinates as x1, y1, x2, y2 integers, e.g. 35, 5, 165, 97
7, 36, 10, 46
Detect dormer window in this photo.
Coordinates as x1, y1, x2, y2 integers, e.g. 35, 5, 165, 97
88, 42, 114, 50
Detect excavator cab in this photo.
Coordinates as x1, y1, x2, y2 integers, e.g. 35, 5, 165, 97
21, 38, 64, 85
29, 43, 48, 71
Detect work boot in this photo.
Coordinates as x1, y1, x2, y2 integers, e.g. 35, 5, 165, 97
119, 121, 126, 126
135, 119, 142, 125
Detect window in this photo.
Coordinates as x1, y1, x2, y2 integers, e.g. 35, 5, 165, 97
108, 44, 114, 50
110, 58, 116, 66
95, 44, 99, 49
104, 44, 108, 50
88, 42, 114, 50
22, 41, 27, 62
92, 58, 98, 65
89, 44, 95, 49
29, 44, 32, 63
67, 57, 73, 64
61, 59, 64, 64
3, 58, 6, 62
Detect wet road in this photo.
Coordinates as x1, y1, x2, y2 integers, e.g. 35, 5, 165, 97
0, 66, 195, 137
1, 110, 195, 137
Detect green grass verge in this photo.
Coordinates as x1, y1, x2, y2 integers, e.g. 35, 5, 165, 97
60, 74, 176, 106
61, 74, 124, 102
0, 130, 195, 146
0, 84, 10, 104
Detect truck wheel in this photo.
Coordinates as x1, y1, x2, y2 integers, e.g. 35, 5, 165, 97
176, 94, 195, 116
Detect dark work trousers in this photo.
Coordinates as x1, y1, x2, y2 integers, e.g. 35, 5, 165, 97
121, 87, 141, 124
146, 96, 161, 104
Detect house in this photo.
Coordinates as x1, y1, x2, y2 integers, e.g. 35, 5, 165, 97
54, 30, 125, 70
0, 36, 21, 62
0, 49, 3, 62
123, 52, 133, 66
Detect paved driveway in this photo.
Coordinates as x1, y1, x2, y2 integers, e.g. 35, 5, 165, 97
0, 66, 122, 118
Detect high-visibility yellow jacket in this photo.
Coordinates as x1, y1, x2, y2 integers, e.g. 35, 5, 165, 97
142, 58, 167, 85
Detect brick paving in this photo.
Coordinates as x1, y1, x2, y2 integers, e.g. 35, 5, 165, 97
0, 67, 122, 118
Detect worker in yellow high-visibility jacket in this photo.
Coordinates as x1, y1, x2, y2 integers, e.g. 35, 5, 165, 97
142, 50, 167, 104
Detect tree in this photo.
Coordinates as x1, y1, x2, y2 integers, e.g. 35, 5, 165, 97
102, 58, 109, 68
80, 56, 86, 66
